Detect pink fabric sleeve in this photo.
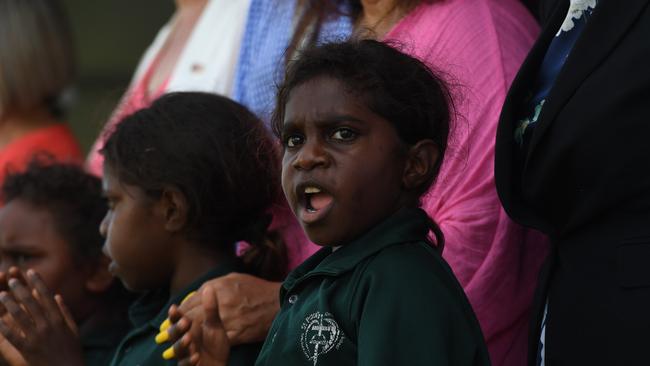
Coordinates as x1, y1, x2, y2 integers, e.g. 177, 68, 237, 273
385, 1, 548, 365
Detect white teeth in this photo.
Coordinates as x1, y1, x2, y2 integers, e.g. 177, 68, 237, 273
304, 186, 321, 194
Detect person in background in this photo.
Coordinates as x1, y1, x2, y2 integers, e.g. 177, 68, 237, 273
495, 0, 650, 364
85, 0, 252, 176
0, 160, 131, 365
233, 0, 353, 126
0, 0, 81, 184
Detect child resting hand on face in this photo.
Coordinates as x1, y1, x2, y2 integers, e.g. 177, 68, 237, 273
98, 92, 287, 366
0, 160, 133, 366
161, 40, 491, 366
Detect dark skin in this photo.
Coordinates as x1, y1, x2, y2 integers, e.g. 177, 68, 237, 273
0, 200, 114, 366
160, 76, 439, 364
151, 0, 426, 357
100, 164, 223, 296
0, 200, 112, 322
0, 269, 82, 366
0, 166, 227, 365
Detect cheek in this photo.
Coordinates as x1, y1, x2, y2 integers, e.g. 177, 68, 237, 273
344, 150, 404, 207
281, 158, 296, 203
103, 211, 130, 259
31, 255, 76, 294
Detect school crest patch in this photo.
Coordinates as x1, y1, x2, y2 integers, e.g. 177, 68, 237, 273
300, 312, 343, 365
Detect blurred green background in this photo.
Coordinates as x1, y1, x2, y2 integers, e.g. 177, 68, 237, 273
62, 1, 175, 154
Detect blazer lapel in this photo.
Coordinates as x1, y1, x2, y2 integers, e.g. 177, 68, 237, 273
495, 0, 567, 229
526, 0, 650, 158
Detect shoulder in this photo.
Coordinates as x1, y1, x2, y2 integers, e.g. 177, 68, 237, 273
0, 124, 81, 166
389, 0, 538, 51
388, 0, 538, 94
27, 124, 82, 161
355, 241, 467, 305
348, 241, 489, 362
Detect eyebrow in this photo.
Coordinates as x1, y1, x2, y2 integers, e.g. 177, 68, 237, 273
282, 114, 365, 132
1, 243, 42, 253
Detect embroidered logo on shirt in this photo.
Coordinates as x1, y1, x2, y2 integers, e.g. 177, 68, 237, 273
300, 312, 343, 365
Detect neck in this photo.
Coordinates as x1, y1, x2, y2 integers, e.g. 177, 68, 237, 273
169, 240, 226, 296
0, 107, 58, 149
175, 0, 207, 11
357, 0, 409, 39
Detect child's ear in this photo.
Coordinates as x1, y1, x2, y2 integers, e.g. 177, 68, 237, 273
159, 186, 189, 232
402, 139, 439, 191
85, 255, 114, 293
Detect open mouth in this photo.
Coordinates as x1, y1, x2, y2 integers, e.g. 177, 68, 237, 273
298, 184, 334, 224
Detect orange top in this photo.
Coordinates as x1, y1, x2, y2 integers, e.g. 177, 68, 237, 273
0, 124, 82, 184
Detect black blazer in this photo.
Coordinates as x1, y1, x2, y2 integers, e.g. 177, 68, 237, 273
495, 0, 650, 365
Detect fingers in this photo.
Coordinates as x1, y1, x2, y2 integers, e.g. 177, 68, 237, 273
6, 279, 45, 327
156, 303, 195, 362
161, 291, 197, 333
6, 268, 24, 283
25, 270, 59, 317
163, 333, 193, 361
0, 295, 24, 349
54, 295, 78, 336
177, 342, 200, 366
156, 313, 190, 345
0, 292, 32, 338
176, 291, 197, 314
202, 285, 222, 328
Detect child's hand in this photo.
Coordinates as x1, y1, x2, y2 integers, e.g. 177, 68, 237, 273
0, 333, 27, 366
161, 273, 281, 346
0, 269, 84, 366
158, 286, 230, 366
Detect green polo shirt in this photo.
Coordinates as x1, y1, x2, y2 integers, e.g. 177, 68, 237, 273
109, 259, 261, 366
81, 300, 132, 366
255, 208, 491, 366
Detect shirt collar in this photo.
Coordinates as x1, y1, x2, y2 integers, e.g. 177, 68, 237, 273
282, 207, 432, 295
128, 257, 244, 329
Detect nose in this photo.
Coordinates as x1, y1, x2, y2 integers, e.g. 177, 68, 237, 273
292, 137, 329, 171
99, 211, 109, 238
0, 260, 9, 274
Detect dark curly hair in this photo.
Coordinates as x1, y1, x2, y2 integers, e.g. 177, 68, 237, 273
271, 39, 453, 249
101, 92, 287, 281
1, 158, 106, 264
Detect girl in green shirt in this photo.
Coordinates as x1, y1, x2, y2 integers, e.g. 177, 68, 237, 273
163, 40, 490, 366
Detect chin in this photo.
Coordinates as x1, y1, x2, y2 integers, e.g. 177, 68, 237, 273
303, 226, 347, 247
118, 277, 147, 293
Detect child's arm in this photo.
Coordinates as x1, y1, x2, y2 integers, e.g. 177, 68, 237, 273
159, 285, 230, 366
0, 270, 84, 366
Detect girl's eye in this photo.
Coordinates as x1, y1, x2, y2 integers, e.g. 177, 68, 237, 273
285, 135, 304, 148
331, 128, 357, 141
11, 253, 31, 267
105, 196, 118, 210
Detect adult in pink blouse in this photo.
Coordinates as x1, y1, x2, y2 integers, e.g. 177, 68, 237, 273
176, 1, 548, 365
